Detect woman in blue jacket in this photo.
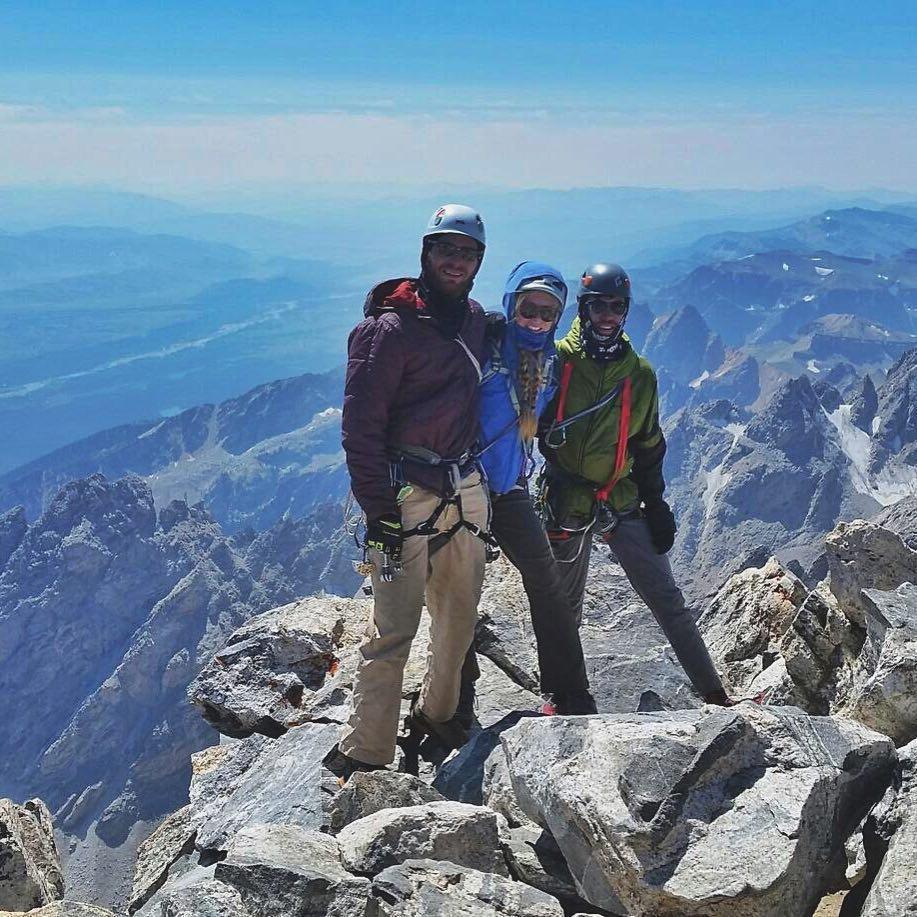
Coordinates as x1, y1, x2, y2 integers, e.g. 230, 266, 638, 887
462, 261, 596, 718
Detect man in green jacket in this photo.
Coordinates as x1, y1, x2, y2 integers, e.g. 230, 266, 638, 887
539, 262, 732, 706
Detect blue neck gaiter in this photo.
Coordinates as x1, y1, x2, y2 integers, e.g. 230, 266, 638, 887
512, 323, 551, 352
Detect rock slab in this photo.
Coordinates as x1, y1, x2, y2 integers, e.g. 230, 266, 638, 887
128, 804, 195, 914
215, 824, 370, 916
193, 722, 339, 852
371, 859, 564, 917
337, 801, 509, 878
501, 705, 896, 917
860, 738, 917, 915
0, 799, 63, 912
328, 771, 444, 833
840, 583, 917, 745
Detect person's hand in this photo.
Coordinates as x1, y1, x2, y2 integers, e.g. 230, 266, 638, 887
643, 500, 676, 554
366, 513, 403, 580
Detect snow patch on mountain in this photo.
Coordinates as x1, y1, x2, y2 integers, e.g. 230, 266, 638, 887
825, 404, 917, 505
702, 423, 746, 518
826, 404, 871, 483
871, 465, 917, 505
703, 465, 731, 517
138, 420, 167, 440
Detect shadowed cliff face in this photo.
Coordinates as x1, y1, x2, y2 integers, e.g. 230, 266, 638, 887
643, 304, 725, 387
0, 473, 357, 850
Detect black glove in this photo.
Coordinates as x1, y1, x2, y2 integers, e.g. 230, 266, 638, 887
366, 513, 403, 554
643, 499, 676, 554
366, 513, 403, 580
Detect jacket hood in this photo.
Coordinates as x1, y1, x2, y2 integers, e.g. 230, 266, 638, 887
363, 278, 422, 317
502, 261, 567, 326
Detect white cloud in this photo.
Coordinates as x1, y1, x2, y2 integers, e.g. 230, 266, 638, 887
0, 102, 129, 123
0, 109, 915, 192
0, 103, 42, 121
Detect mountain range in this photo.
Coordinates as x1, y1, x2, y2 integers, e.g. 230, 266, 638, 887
634, 206, 917, 285
665, 348, 917, 603
4, 192, 917, 474
0, 368, 347, 532
0, 472, 358, 905
3, 185, 917, 914
650, 246, 917, 347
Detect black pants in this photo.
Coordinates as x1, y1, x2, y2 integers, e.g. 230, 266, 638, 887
550, 515, 724, 696
462, 487, 589, 696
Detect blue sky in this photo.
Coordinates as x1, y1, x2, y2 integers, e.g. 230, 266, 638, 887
1, 1, 915, 191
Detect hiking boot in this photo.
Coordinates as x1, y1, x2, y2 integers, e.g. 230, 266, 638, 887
552, 689, 598, 715
703, 689, 737, 707
406, 704, 470, 751
323, 745, 385, 784
453, 678, 477, 731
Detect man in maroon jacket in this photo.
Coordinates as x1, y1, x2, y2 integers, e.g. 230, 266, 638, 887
329, 204, 490, 778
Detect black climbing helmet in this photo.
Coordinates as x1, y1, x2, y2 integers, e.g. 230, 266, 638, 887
577, 263, 631, 306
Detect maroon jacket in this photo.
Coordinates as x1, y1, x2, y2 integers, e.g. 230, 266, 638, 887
342, 278, 488, 520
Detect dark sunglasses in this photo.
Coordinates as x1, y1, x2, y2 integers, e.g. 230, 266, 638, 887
517, 301, 560, 323
584, 296, 629, 316
429, 240, 481, 263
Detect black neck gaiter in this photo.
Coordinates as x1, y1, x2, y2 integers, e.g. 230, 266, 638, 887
418, 273, 470, 338
582, 320, 626, 362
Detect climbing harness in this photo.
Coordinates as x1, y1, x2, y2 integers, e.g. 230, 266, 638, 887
542, 361, 627, 450
538, 367, 634, 561
355, 445, 499, 586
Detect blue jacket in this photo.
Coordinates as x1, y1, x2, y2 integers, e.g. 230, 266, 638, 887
478, 261, 567, 495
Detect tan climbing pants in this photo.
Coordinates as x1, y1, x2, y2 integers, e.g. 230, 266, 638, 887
339, 472, 489, 765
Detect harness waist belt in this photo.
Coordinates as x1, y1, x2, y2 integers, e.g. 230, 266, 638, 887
391, 444, 478, 478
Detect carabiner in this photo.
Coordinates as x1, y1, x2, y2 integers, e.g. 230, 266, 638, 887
544, 424, 567, 449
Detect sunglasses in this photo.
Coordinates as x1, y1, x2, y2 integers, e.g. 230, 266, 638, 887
584, 296, 629, 316
429, 240, 481, 263
517, 300, 560, 323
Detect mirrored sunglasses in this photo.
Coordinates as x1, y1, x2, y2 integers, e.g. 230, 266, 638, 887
517, 301, 561, 323
429, 240, 481, 263
585, 296, 629, 316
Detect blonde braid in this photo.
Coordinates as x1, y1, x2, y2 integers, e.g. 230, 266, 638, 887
516, 348, 545, 441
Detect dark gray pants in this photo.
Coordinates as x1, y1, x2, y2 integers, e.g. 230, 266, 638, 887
550, 515, 723, 697
463, 487, 589, 696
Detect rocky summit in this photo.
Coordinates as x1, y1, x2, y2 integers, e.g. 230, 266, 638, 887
1, 484, 916, 914
0, 507, 889, 917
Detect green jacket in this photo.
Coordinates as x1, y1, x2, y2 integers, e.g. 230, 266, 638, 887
541, 318, 664, 519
